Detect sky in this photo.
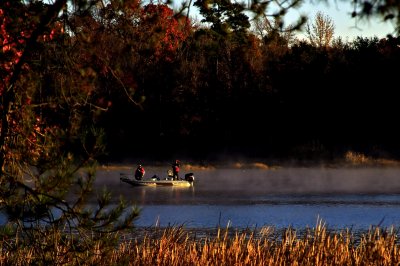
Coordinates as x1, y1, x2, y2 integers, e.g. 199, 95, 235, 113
289, 0, 397, 41
183, 0, 397, 41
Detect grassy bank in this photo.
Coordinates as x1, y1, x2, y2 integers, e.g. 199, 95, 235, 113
101, 149, 400, 173
2, 221, 399, 265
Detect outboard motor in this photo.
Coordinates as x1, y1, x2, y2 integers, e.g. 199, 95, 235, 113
184, 173, 195, 183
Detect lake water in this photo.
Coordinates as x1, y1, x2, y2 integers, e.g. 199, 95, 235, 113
95, 166, 400, 230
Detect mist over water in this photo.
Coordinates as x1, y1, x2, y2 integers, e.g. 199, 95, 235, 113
94, 166, 400, 229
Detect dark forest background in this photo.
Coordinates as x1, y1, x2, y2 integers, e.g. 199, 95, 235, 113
4, 1, 400, 164
83, 3, 400, 163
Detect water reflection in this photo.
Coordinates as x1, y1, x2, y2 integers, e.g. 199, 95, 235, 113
131, 186, 196, 205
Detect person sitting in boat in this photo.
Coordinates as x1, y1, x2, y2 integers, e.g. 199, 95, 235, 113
172, 160, 180, 180
134, 164, 145, 180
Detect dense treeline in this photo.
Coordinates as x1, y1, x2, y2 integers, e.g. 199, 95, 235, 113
66, 2, 400, 161
3, 1, 400, 163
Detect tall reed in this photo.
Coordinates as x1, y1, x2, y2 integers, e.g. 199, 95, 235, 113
1, 222, 400, 265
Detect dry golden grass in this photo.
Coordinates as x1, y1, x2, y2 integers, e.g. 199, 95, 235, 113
345, 151, 372, 165
99, 223, 400, 265
3, 222, 400, 265
99, 164, 132, 171
344, 151, 400, 166
184, 164, 215, 171
232, 162, 274, 169
100, 163, 217, 172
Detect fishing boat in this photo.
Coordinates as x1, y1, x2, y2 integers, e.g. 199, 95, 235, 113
120, 172, 195, 187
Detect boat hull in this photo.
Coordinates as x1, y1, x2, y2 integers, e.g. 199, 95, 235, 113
120, 174, 193, 187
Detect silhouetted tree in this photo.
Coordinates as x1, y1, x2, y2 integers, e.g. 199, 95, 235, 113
194, 0, 250, 38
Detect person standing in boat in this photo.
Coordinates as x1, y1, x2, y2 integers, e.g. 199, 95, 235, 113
172, 160, 180, 180
135, 164, 145, 180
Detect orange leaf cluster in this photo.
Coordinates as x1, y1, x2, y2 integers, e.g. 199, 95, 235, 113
141, 4, 191, 61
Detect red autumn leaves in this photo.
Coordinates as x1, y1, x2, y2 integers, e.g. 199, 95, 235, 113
140, 4, 191, 62
1, 2, 189, 96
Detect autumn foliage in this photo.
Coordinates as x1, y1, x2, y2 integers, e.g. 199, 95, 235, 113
0, 1, 72, 174
140, 4, 191, 61
0, 2, 27, 95
1, 2, 139, 263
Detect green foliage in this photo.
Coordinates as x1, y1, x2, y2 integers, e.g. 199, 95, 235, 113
194, 0, 250, 36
